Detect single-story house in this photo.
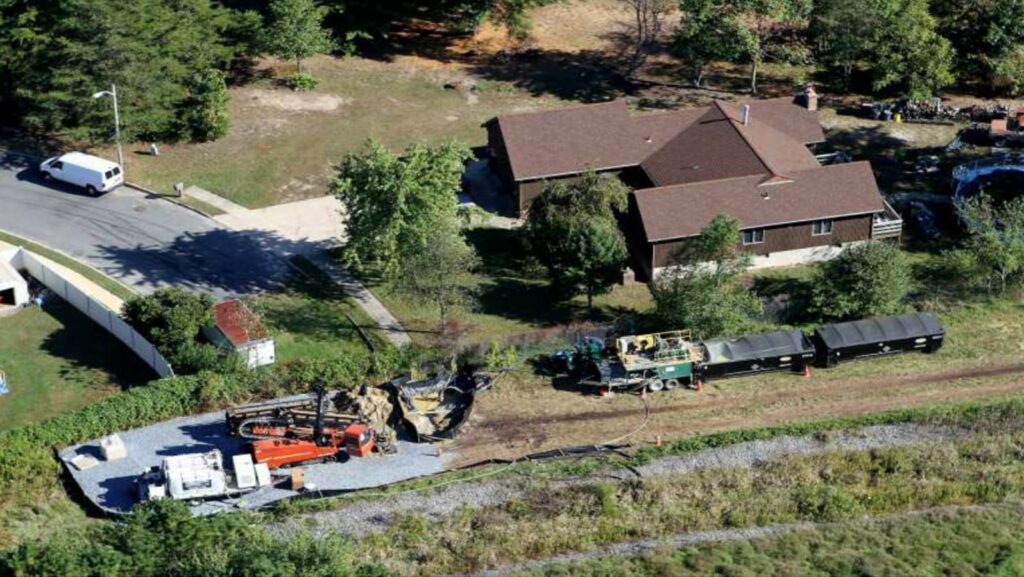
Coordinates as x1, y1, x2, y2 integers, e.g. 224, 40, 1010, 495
483, 88, 903, 276
204, 299, 275, 369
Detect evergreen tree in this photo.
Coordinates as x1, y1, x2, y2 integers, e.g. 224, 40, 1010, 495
0, 0, 242, 141
179, 69, 230, 142
524, 171, 629, 308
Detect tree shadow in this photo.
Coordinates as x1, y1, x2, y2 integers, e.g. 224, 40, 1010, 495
751, 274, 817, 325
475, 276, 637, 329
469, 48, 638, 103
249, 261, 373, 345
40, 299, 155, 387
93, 228, 335, 299
464, 227, 537, 277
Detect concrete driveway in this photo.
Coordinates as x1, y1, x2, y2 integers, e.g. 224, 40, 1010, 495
0, 154, 302, 298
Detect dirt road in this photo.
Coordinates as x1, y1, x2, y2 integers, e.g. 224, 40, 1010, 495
452, 362, 1024, 465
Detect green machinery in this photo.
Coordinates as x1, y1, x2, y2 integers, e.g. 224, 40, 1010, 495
556, 331, 704, 392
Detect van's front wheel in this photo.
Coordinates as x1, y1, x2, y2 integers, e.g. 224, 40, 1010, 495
85, 185, 98, 196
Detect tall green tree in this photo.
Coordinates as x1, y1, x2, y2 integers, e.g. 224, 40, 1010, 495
0, 0, 244, 141
811, 241, 911, 320
809, 0, 875, 89
178, 69, 230, 142
650, 214, 761, 338
812, 0, 954, 98
266, 0, 335, 74
524, 171, 629, 308
673, 0, 748, 86
332, 139, 473, 278
948, 194, 1024, 294
871, 0, 955, 99
932, 0, 1024, 90
678, 0, 810, 94
402, 225, 481, 335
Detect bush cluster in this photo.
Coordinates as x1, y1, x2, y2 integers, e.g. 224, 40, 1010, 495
0, 500, 387, 576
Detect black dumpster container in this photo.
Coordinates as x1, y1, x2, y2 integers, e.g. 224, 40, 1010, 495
698, 330, 816, 380
812, 312, 945, 367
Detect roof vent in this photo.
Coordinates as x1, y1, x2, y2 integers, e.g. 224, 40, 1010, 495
742, 105, 751, 126
644, 136, 652, 143
761, 190, 770, 200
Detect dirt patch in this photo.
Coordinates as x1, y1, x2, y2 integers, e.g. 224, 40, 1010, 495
450, 362, 1024, 466
241, 88, 351, 113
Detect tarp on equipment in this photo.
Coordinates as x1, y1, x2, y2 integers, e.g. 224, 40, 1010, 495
814, 313, 944, 350
703, 330, 814, 365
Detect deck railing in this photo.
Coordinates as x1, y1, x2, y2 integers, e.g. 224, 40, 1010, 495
872, 199, 903, 240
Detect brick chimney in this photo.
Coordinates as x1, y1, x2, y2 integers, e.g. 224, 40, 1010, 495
803, 84, 818, 112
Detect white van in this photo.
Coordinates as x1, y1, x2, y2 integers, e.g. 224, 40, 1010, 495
39, 152, 123, 196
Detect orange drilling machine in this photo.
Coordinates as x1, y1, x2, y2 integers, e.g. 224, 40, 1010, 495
230, 383, 376, 469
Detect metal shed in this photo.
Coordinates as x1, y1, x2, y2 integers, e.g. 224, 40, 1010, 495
203, 299, 275, 369
813, 312, 944, 367
699, 330, 816, 379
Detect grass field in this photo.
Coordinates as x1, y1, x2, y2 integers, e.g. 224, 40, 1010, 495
244, 257, 386, 362
0, 301, 152, 431
357, 404, 1024, 574
119, 57, 560, 208
527, 503, 1024, 576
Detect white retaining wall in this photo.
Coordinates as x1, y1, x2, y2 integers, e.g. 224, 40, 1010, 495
15, 250, 174, 378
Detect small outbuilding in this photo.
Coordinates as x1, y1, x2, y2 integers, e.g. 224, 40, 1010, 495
0, 248, 29, 310
204, 299, 275, 369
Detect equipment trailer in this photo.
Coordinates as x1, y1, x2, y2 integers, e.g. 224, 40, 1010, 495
579, 330, 705, 392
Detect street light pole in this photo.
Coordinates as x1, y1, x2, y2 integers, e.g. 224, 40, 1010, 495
92, 84, 124, 170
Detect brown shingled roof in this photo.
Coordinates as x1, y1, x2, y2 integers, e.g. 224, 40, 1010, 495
633, 161, 884, 242
489, 97, 824, 183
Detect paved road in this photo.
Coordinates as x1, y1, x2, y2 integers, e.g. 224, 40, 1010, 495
0, 154, 294, 298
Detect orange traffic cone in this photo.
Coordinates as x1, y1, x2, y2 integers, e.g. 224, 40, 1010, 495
802, 365, 812, 379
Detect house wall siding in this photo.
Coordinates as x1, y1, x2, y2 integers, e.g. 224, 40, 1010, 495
515, 170, 627, 215
486, 122, 514, 188
650, 214, 874, 269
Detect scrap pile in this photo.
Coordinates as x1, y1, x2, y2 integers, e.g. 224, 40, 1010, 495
389, 368, 494, 441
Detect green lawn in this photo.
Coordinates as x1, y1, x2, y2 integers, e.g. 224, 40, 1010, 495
244, 257, 387, 362
119, 57, 561, 208
368, 226, 653, 349
0, 301, 152, 431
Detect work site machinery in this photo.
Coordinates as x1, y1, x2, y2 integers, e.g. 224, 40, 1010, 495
228, 383, 384, 469
557, 331, 704, 393
552, 313, 945, 395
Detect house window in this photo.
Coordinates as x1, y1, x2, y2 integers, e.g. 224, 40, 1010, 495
742, 228, 765, 245
812, 219, 834, 236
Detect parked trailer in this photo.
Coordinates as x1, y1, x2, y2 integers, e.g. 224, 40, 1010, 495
558, 313, 946, 394
581, 330, 704, 392
698, 330, 815, 380
813, 312, 945, 367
